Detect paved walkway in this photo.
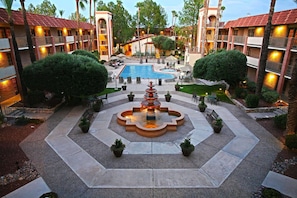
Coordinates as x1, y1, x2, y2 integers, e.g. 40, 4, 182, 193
3, 63, 296, 197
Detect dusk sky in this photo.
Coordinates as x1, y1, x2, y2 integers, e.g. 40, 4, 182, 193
2, 0, 297, 24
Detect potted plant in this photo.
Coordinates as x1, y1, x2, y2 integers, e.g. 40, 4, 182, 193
92, 99, 102, 112
212, 118, 223, 133
198, 96, 207, 112
175, 82, 180, 91
122, 82, 127, 91
165, 91, 171, 102
110, 139, 126, 157
79, 117, 90, 133
180, 138, 195, 156
127, 92, 135, 101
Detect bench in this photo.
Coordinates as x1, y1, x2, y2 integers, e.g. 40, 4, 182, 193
207, 110, 219, 122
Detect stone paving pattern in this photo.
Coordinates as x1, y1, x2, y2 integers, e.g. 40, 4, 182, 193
18, 89, 284, 198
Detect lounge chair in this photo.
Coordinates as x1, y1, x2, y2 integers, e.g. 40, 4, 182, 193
127, 76, 132, 84
136, 77, 141, 84
119, 77, 124, 84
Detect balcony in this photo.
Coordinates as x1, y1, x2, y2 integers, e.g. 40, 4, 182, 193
66, 36, 74, 43
16, 37, 28, 49
247, 37, 263, 46
100, 29, 107, 34
269, 37, 287, 49
246, 56, 259, 68
233, 36, 245, 44
54, 36, 64, 45
292, 38, 297, 50
266, 61, 282, 74
218, 35, 228, 41
0, 65, 16, 80
0, 38, 10, 50
285, 64, 293, 78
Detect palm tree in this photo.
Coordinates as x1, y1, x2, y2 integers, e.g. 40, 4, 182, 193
59, 10, 64, 18
171, 10, 178, 35
75, 0, 87, 49
201, 0, 210, 57
213, 0, 224, 51
1, 0, 27, 100
286, 0, 297, 135
20, 0, 36, 63
255, 0, 276, 96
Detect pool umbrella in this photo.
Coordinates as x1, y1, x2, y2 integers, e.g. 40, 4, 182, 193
110, 56, 118, 61
117, 53, 126, 58
165, 55, 177, 62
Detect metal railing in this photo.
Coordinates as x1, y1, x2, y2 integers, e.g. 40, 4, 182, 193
269, 37, 287, 48
266, 61, 282, 74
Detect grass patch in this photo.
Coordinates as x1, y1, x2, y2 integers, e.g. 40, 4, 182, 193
97, 88, 121, 96
179, 84, 233, 104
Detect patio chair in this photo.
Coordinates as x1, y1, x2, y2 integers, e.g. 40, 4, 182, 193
127, 76, 132, 84
136, 77, 141, 84
192, 92, 198, 103
119, 76, 124, 84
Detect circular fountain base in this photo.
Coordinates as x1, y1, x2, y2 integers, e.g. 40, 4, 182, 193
117, 107, 185, 138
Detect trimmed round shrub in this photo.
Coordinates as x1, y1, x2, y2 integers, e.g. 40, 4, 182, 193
72, 49, 99, 62
27, 90, 45, 106
245, 94, 259, 108
274, 114, 287, 130
247, 81, 256, 93
235, 87, 248, 99
262, 188, 282, 198
262, 90, 279, 103
285, 134, 297, 149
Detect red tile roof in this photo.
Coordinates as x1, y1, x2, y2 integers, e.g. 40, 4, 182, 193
0, 8, 93, 30
224, 9, 297, 28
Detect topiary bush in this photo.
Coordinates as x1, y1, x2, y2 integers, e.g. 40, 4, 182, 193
247, 81, 256, 93
262, 188, 282, 198
262, 90, 279, 103
274, 114, 287, 130
235, 87, 248, 99
245, 94, 259, 108
72, 49, 99, 62
15, 115, 30, 126
285, 134, 297, 149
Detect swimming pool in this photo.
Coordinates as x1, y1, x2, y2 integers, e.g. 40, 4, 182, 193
119, 65, 175, 79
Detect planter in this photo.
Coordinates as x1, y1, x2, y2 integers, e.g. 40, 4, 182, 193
165, 95, 171, 102
113, 150, 124, 157
213, 125, 222, 133
180, 138, 195, 156
128, 95, 134, 101
122, 85, 127, 90
175, 85, 180, 91
198, 105, 206, 112
181, 146, 194, 156
79, 124, 90, 133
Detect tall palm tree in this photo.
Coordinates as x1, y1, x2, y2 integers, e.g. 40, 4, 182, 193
20, 0, 36, 63
286, 0, 297, 135
255, 0, 276, 96
201, 0, 209, 57
213, 0, 223, 51
75, 0, 87, 49
1, 0, 27, 100
171, 10, 178, 37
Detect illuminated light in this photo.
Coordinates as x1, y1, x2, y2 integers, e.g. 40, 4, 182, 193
79, 29, 83, 35
0, 53, 2, 59
37, 26, 43, 34
40, 47, 46, 53
274, 25, 285, 36
1, 80, 9, 86
63, 28, 67, 34
269, 51, 281, 62
255, 27, 264, 36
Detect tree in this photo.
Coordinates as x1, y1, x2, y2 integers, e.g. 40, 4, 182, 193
152, 35, 175, 55
59, 10, 64, 18
193, 50, 247, 87
22, 53, 108, 103
69, 12, 87, 22
1, 0, 27, 100
135, 0, 167, 34
97, 0, 134, 45
27, 0, 57, 16
20, 0, 36, 63
255, 0, 276, 96
213, 0, 224, 51
179, 0, 203, 49
75, 0, 88, 49
285, 0, 297, 135
201, 0, 209, 56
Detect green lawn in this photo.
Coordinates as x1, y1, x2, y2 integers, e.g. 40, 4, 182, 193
97, 88, 120, 96
179, 84, 233, 104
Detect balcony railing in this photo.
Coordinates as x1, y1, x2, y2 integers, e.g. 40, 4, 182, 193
285, 64, 293, 78
0, 38, 10, 50
266, 61, 282, 74
54, 36, 64, 44
247, 37, 263, 46
269, 37, 287, 48
16, 37, 28, 48
233, 36, 245, 44
100, 29, 107, 34
0, 65, 16, 80
246, 56, 259, 67
292, 38, 297, 50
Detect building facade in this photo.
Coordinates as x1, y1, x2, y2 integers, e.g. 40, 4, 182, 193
0, 8, 96, 111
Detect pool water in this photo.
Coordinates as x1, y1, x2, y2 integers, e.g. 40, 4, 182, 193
120, 65, 175, 79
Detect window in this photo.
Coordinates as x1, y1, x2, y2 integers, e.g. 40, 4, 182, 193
233, 30, 238, 36
248, 29, 254, 37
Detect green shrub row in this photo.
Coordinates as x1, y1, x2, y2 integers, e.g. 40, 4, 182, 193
274, 114, 287, 130
245, 94, 259, 108
261, 88, 279, 103
235, 87, 248, 99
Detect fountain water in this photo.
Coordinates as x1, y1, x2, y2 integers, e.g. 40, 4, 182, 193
117, 82, 184, 137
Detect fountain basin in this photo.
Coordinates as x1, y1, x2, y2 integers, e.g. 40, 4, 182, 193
117, 107, 185, 138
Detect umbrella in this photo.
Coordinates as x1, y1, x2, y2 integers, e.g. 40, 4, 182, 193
165, 55, 178, 62
180, 65, 192, 72
110, 56, 118, 61
117, 53, 126, 58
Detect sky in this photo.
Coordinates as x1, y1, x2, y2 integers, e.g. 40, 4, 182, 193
2, 0, 297, 24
